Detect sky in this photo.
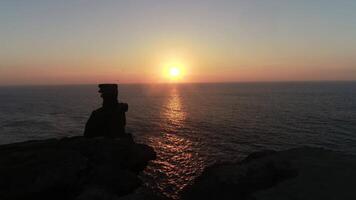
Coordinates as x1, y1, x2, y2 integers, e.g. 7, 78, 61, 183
1, 0, 356, 85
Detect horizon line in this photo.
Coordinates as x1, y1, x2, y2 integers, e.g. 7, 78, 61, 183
1, 79, 356, 87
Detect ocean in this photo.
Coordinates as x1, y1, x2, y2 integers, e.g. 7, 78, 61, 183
0, 82, 355, 199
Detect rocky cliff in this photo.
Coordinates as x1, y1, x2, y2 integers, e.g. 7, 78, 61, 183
0, 136, 156, 200
182, 147, 356, 200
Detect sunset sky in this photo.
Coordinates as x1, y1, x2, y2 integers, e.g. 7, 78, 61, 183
1, 0, 356, 85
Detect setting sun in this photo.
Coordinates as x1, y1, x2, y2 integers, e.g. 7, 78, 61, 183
166, 66, 184, 81
169, 67, 180, 77
161, 61, 187, 82
158, 55, 190, 82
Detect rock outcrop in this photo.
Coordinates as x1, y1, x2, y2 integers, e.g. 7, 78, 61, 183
0, 136, 156, 200
182, 147, 356, 200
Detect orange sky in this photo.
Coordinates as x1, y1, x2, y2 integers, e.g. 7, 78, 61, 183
1, 1, 356, 85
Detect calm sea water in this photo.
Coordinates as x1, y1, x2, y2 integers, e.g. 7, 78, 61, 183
0, 82, 356, 199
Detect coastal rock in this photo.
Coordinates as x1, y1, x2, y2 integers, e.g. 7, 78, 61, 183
0, 136, 156, 200
182, 147, 356, 200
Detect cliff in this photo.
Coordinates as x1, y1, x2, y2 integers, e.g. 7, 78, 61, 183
0, 136, 156, 200
182, 147, 356, 200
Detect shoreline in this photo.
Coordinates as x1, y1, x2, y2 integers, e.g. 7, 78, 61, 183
1, 137, 356, 200
182, 146, 356, 200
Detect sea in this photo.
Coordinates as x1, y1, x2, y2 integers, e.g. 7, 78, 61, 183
0, 82, 355, 199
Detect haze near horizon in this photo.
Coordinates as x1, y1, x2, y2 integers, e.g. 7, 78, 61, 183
1, 0, 356, 85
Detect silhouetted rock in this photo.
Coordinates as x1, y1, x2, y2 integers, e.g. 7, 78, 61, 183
84, 84, 129, 138
182, 147, 356, 200
0, 136, 156, 200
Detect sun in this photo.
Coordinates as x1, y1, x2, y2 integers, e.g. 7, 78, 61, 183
164, 66, 184, 82
166, 66, 184, 81
169, 67, 180, 77
160, 59, 187, 82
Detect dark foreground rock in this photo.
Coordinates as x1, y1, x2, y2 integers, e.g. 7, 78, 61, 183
0, 136, 156, 200
182, 147, 356, 200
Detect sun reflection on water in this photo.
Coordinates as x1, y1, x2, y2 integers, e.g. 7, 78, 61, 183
142, 86, 204, 199
163, 87, 185, 127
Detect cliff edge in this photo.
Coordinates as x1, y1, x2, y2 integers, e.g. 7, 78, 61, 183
0, 136, 156, 200
183, 147, 356, 200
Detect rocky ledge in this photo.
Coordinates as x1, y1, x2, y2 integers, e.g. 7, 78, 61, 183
0, 136, 156, 200
183, 147, 356, 200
